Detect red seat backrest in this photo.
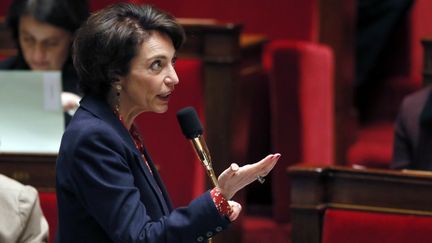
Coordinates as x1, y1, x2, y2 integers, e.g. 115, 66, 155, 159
39, 191, 57, 243
322, 209, 432, 243
264, 40, 335, 222
134, 58, 205, 207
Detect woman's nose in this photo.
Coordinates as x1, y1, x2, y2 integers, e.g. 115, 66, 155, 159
32, 44, 47, 62
165, 65, 179, 86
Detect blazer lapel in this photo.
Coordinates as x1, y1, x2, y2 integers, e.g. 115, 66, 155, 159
79, 95, 171, 214
134, 147, 171, 215
142, 147, 174, 212
79, 95, 136, 150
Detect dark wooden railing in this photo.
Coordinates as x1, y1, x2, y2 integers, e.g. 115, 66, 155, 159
288, 165, 432, 243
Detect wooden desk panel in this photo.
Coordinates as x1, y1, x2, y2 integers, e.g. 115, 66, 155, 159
0, 153, 56, 190
288, 165, 432, 243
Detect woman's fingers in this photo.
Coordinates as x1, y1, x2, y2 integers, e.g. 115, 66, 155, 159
258, 153, 280, 176
217, 153, 281, 199
228, 201, 242, 221
231, 163, 239, 172
218, 163, 239, 181
243, 153, 280, 178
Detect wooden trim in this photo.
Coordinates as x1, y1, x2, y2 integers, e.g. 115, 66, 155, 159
288, 165, 432, 243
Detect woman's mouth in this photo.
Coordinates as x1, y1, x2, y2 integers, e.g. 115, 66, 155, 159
157, 92, 172, 101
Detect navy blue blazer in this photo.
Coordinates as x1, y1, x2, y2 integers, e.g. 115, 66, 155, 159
55, 95, 230, 243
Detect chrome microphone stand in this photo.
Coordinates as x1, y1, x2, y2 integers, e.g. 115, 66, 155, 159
191, 135, 219, 243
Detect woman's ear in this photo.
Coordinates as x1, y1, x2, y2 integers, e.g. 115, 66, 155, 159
108, 69, 126, 86
112, 81, 122, 92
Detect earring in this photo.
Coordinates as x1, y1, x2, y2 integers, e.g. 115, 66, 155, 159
115, 85, 122, 112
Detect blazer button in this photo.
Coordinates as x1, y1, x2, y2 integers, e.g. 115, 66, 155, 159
197, 236, 204, 242
206, 231, 213, 237
215, 226, 223, 232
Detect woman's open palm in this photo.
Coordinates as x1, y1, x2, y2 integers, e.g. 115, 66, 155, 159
218, 153, 280, 199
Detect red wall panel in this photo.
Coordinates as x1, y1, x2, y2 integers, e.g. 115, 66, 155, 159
2, 0, 318, 41
131, 0, 319, 41
0, 0, 12, 16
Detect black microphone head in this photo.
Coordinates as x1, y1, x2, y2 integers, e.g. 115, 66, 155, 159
176, 107, 203, 139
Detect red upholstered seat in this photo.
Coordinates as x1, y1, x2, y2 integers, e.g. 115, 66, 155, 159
347, 122, 394, 169
39, 191, 57, 243
322, 209, 432, 243
264, 40, 335, 222
243, 216, 291, 243
242, 40, 335, 243
134, 58, 205, 207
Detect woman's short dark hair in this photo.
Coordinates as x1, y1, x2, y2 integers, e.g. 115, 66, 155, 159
6, 0, 90, 41
73, 3, 186, 99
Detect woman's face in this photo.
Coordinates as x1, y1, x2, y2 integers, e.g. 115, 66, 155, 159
119, 31, 179, 115
18, 15, 72, 70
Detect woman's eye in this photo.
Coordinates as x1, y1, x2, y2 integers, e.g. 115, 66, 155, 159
21, 36, 35, 45
171, 56, 177, 67
150, 60, 162, 71
44, 40, 59, 48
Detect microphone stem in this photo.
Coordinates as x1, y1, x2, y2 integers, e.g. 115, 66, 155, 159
191, 136, 219, 187
191, 137, 219, 243
206, 167, 219, 188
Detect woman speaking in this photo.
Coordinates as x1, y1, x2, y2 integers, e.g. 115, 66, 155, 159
55, 3, 280, 242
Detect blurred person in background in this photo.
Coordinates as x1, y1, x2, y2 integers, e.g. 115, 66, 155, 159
0, 174, 48, 243
0, 0, 90, 125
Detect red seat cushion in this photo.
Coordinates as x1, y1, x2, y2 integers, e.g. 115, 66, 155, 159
39, 192, 57, 243
242, 216, 291, 243
322, 209, 432, 243
347, 122, 394, 168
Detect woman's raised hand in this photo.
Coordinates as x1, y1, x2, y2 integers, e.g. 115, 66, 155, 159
217, 153, 280, 200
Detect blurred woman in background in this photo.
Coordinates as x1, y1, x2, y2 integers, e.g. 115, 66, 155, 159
0, 0, 90, 124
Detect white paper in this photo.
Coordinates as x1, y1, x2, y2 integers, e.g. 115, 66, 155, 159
0, 71, 64, 154
43, 72, 62, 111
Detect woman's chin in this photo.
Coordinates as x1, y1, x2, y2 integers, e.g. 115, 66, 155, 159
152, 105, 169, 114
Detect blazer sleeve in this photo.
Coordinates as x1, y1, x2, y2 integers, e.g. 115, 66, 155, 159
66, 122, 230, 243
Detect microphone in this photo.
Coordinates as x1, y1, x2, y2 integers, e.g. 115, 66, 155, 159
176, 107, 219, 187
